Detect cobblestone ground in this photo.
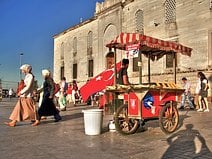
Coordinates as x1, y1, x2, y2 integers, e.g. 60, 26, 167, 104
0, 98, 212, 159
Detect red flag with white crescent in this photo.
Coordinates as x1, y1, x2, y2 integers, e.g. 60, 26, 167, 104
80, 61, 121, 102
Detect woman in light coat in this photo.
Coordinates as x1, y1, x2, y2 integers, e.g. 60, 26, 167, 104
5, 64, 39, 127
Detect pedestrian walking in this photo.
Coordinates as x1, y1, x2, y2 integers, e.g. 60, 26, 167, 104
33, 69, 61, 126
66, 83, 73, 104
179, 77, 194, 110
58, 77, 68, 111
72, 80, 80, 105
197, 72, 209, 112
5, 64, 39, 127
8, 88, 13, 100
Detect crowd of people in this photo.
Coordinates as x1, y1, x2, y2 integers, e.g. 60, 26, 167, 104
4, 60, 210, 127
4, 64, 82, 127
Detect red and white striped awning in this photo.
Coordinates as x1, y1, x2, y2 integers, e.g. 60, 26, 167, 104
106, 32, 192, 60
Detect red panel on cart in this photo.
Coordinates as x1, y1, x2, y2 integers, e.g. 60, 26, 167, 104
161, 92, 176, 103
128, 92, 140, 116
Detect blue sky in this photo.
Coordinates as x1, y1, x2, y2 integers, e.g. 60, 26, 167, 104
0, 0, 104, 89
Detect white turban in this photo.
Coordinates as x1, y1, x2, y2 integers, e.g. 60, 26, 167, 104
42, 69, 50, 77
20, 64, 32, 73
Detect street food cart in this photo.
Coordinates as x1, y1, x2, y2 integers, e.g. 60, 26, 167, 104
104, 32, 192, 135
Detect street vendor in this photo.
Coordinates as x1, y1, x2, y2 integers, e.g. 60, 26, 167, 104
117, 58, 130, 85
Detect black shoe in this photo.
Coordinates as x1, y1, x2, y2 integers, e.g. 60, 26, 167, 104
30, 120, 36, 123
54, 114, 62, 122
54, 117, 62, 122
60, 107, 66, 111
190, 107, 195, 110
179, 106, 184, 110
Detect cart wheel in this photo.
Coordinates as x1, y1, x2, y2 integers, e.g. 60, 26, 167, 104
114, 104, 139, 135
159, 102, 179, 134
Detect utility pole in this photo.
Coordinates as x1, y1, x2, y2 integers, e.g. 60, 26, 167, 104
0, 64, 2, 88
19, 53, 23, 80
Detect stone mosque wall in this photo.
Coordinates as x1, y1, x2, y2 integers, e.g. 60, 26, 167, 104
53, 0, 212, 98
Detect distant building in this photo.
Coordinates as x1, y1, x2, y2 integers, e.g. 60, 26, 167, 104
0, 79, 2, 89
53, 0, 212, 98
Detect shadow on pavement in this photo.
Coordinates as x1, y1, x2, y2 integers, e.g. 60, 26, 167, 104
176, 110, 191, 131
60, 112, 83, 121
161, 124, 212, 158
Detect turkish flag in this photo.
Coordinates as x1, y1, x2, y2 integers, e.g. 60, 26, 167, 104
80, 62, 121, 102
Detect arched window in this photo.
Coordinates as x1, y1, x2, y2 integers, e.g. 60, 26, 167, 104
135, 10, 144, 34
73, 37, 77, 57
133, 9, 144, 72
134, 10, 143, 72
88, 59, 93, 77
60, 42, 64, 60
73, 63, 77, 79
166, 52, 175, 68
87, 31, 93, 56
164, 0, 176, 24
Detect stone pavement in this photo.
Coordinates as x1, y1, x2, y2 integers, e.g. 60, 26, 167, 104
0, 98, 211, 159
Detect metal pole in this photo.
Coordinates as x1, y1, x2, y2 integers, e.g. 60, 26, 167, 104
138, 50, 142, 84
148, 52, 151, 83
0, 64, 1, 88
19, 53, 23, 80
0, 64, 1, 79
173, 52, 176, 84
114, 48, 117, 86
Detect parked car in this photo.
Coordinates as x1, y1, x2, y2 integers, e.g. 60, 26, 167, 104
0, 88, 2, 101
2, 89, 9, 98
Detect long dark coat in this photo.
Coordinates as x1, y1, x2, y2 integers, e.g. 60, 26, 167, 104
38, 77, 59, 117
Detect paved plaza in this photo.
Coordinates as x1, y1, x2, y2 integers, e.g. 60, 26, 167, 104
0, 98, 212, 159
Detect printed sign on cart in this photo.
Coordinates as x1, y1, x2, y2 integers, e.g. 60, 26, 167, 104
126, 44, 139, 58
143, 93, 156, 115
128, 92, 139, 116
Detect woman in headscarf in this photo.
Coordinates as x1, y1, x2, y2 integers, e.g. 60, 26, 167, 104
5, 64, 39, 127
34, 69, 61, 125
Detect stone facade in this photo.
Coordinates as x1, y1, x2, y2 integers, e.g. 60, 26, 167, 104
53, 0, 212, 98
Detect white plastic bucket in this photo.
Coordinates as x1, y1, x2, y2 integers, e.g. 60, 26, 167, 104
82, 109, 103, 135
